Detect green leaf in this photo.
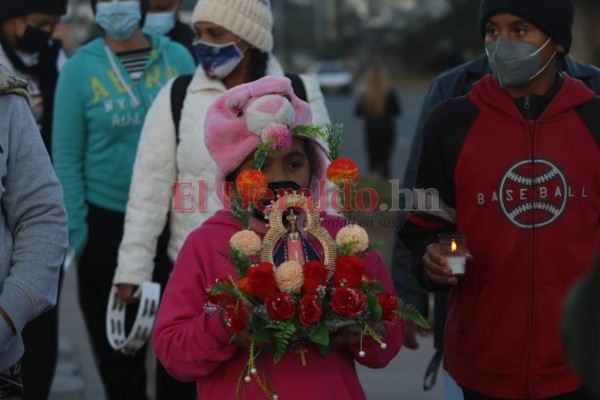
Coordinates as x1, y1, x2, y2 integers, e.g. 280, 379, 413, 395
252, 143, 270, 169
251, 329, 269, 342
264, 321, 297, 364
361, 280, 385, 295
316, 343, 332, 358
397, 300, 431, 330
324, 124, 343, 161
367, 295, 383, 322
228, 243, 252, 278
308, 323, 329, 346
338, 240, 359, 257
291, 124, 327, 140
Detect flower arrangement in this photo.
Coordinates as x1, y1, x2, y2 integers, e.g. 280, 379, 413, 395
205, 123, 429, 400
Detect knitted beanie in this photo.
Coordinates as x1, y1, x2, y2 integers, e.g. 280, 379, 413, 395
192, 0, 273, 52
205, 76, 329, 199
479, 0, 574, 53
0, 0, 68, 20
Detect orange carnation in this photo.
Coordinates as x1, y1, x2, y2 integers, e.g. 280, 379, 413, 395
327, 158, 359, 186
238, 277, 253, 294
235, 169, 268, 203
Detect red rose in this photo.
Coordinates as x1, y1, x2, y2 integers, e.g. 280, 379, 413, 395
206, 279, 236, 307
377, 292, 400, 321
266, 292, 295, 321
224, 301, 251, 333
302, 261, 329, 295
299, 295, 322, 326
333, 256, 365, 288
330, 287, 366, 318
247, 262, 278, 300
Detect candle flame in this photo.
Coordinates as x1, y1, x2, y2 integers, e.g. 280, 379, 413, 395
451, 239, 457, 254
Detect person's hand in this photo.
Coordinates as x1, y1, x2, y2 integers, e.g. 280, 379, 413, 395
116, 284, 138, 304
423, 243, 472, 286
403, 321, 428, 350
332, 326, 362, 348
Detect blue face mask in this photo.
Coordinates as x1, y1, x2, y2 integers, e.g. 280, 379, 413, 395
193, 40, 245, 80
95, 1, 142, 42
142, 11, 175, 36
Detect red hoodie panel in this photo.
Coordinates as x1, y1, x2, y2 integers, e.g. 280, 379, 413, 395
444, 74, 600, 398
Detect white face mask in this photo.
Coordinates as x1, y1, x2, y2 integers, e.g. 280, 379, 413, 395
143, 11, 176, 36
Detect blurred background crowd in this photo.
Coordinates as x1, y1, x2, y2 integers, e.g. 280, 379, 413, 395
56, 0, 600, 84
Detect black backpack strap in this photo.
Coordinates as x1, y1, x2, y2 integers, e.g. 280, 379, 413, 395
285, 73, 307, 102
170, 74, 193, 143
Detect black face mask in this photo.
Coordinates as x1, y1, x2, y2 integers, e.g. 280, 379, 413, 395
15, 25, 52, 54
253, 181, 302, 220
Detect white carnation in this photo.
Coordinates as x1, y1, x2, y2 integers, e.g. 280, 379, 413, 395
275, 260, 304, 293
336, 225, 369, 254
230, 230, 262, 256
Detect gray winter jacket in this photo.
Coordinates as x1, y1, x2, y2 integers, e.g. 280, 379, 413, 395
0, 65, 68, 371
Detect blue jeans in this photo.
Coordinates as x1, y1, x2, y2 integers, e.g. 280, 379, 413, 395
444, 369, 465, 400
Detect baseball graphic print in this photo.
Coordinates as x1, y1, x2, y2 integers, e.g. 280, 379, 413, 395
499, 159, 568, 229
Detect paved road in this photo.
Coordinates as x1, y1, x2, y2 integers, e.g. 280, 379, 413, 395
325, 85, 426, 182
49, 83, 439, 400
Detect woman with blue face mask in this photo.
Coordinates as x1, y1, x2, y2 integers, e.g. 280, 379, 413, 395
51, 1, 195, 399
111, 1, 330, 398
142, 0, 194, 58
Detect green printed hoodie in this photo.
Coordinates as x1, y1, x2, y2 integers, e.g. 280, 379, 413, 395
52, 33, 195, 254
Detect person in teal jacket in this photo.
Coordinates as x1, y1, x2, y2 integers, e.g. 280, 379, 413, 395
51, 1, 194, 398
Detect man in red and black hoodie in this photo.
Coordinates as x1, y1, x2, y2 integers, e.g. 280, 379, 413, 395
401, 0, 600, 399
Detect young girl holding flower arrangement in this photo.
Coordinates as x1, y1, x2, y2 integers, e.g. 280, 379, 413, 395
153, 76, 425, 399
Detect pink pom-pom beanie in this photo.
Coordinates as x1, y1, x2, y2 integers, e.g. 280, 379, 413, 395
204, 76, 330, 197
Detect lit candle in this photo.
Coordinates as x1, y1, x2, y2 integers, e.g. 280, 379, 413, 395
438, 233, 467, 277
445, 239, 465, 276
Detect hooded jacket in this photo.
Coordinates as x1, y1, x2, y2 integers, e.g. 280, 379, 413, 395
401, 73, 600, 398
0, 67, 67, 371
113, 56, 330, 287
153, 210, 403, 400
52, 33, 195, 254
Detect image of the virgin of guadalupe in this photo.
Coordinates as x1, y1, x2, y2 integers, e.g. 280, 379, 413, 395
261, 192, 337, 274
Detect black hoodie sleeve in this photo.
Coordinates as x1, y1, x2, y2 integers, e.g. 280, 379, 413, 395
399, 95, 479, 291
575, 96, 600, 148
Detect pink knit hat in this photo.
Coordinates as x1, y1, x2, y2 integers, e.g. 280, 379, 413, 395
205, 76, 330, 198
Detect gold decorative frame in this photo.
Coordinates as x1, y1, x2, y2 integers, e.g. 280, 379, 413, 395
260, 192, 337, 281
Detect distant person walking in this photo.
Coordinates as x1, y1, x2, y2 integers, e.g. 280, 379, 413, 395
51, 0, 194, 398
355, 64, 401, 179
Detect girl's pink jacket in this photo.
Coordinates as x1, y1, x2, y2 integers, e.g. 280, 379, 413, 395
153, 210, 404, 399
